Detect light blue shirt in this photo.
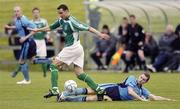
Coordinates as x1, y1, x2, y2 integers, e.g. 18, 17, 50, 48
15, 15, 36, 37
119, 75, 151, 100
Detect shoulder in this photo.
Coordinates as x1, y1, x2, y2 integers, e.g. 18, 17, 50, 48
22, 15, 29, 21
69, 16, 80, 23
128, 75, 136, 80
40, 18, 48, 23
40, 18, 46, 21
69, 16, 77, 20
125, 75, 137, 86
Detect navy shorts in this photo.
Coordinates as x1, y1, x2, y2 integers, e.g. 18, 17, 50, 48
19, 39, 36, 60
104, 86, 121, 101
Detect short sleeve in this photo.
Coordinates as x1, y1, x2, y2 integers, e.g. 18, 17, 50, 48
44, 19, 48, 26
70, 16, 89, 31
23, 16, 36, 29
142, 87, 151, 99
49, 20, 60, 30
124, 75, 137, 87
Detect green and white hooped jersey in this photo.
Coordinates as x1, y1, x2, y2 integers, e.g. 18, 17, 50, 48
32, 18, 48, 40
49, 16, 90, 47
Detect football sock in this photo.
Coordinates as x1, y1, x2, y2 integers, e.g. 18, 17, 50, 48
20, 63, 29, 81
52, 87, 59, 94
33, 58, 52, 64
63, 88, 87, 96
64, 96, 86, 102
11, 64, 21, 77
50, 64, 59, 88
14, 64, 21, 73
42, 63, 48, 77
77, 73, 98, 92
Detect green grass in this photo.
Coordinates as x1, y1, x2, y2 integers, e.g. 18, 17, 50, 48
0, 71, 180, 109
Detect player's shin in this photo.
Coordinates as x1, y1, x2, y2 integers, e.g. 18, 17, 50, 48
63, 88, 88, 96
50, 64, 59, 94
62, 96, 86, 102
42, 63, 48, 77
33, 58, 52, 64
77, 73, 103, 93
20, 63, 29, 81
11, 64, 21, 77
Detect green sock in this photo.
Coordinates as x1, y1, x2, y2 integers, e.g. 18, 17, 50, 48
77, 73, 98, 91
15, 64, 21, 73
42, 64, 47, 77
50, 64, 59, 88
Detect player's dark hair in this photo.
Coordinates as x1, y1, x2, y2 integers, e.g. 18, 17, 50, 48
143, 72, 150, 82
129, 14, 136, 18
57, 4, 69, 11
123, 17, 128, 20
102, 24, 109, 30
32, 7, 40, 12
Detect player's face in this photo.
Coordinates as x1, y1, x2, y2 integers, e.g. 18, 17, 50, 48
58, 9, 68, 19
122, 19, 128, 28
33, 10, 40, 19
137, 74, 148, 85
14, 7, 22, 18
102, 28, 108, 34
130, 17, 136, 25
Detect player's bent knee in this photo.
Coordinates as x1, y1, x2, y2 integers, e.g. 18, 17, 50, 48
52, 58, 64, 70
52, 58, 60, 66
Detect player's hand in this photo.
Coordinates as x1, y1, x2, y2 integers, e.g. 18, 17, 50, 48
4, 25, 10, 29
167, 98, 176, 101
32, 28, 39, 32
4, 25, 14, 29
142, 99, 149, 102
96, 52, 101, 57
99, 33, 110, 40
19, 37, 27, 43
138, 41, 143, 46
102, 53, 107, 57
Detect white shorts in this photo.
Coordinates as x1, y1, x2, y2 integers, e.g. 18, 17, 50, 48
55, 41, 84, 68
34, 39, 47, 57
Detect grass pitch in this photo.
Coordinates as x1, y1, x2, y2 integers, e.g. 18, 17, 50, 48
0, 70, 180, 109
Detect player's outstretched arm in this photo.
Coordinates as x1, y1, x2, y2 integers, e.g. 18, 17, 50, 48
32, 26, 50, 32
148, 94, 175, 101
19, 31, 35, 43
88, 27, 110, 40
4, 25, 16, 29
128, 87, 148, 101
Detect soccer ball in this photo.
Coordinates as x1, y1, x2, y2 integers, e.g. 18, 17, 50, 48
64, 80, 77, 93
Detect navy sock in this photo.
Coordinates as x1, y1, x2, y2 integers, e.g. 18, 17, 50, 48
33, 58, 52, 64
63, 88, 87, 96
64, 96, 86, 102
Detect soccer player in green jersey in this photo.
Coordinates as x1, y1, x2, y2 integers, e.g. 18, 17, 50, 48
33, 4, 110, 98
32, 7, 50, 77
